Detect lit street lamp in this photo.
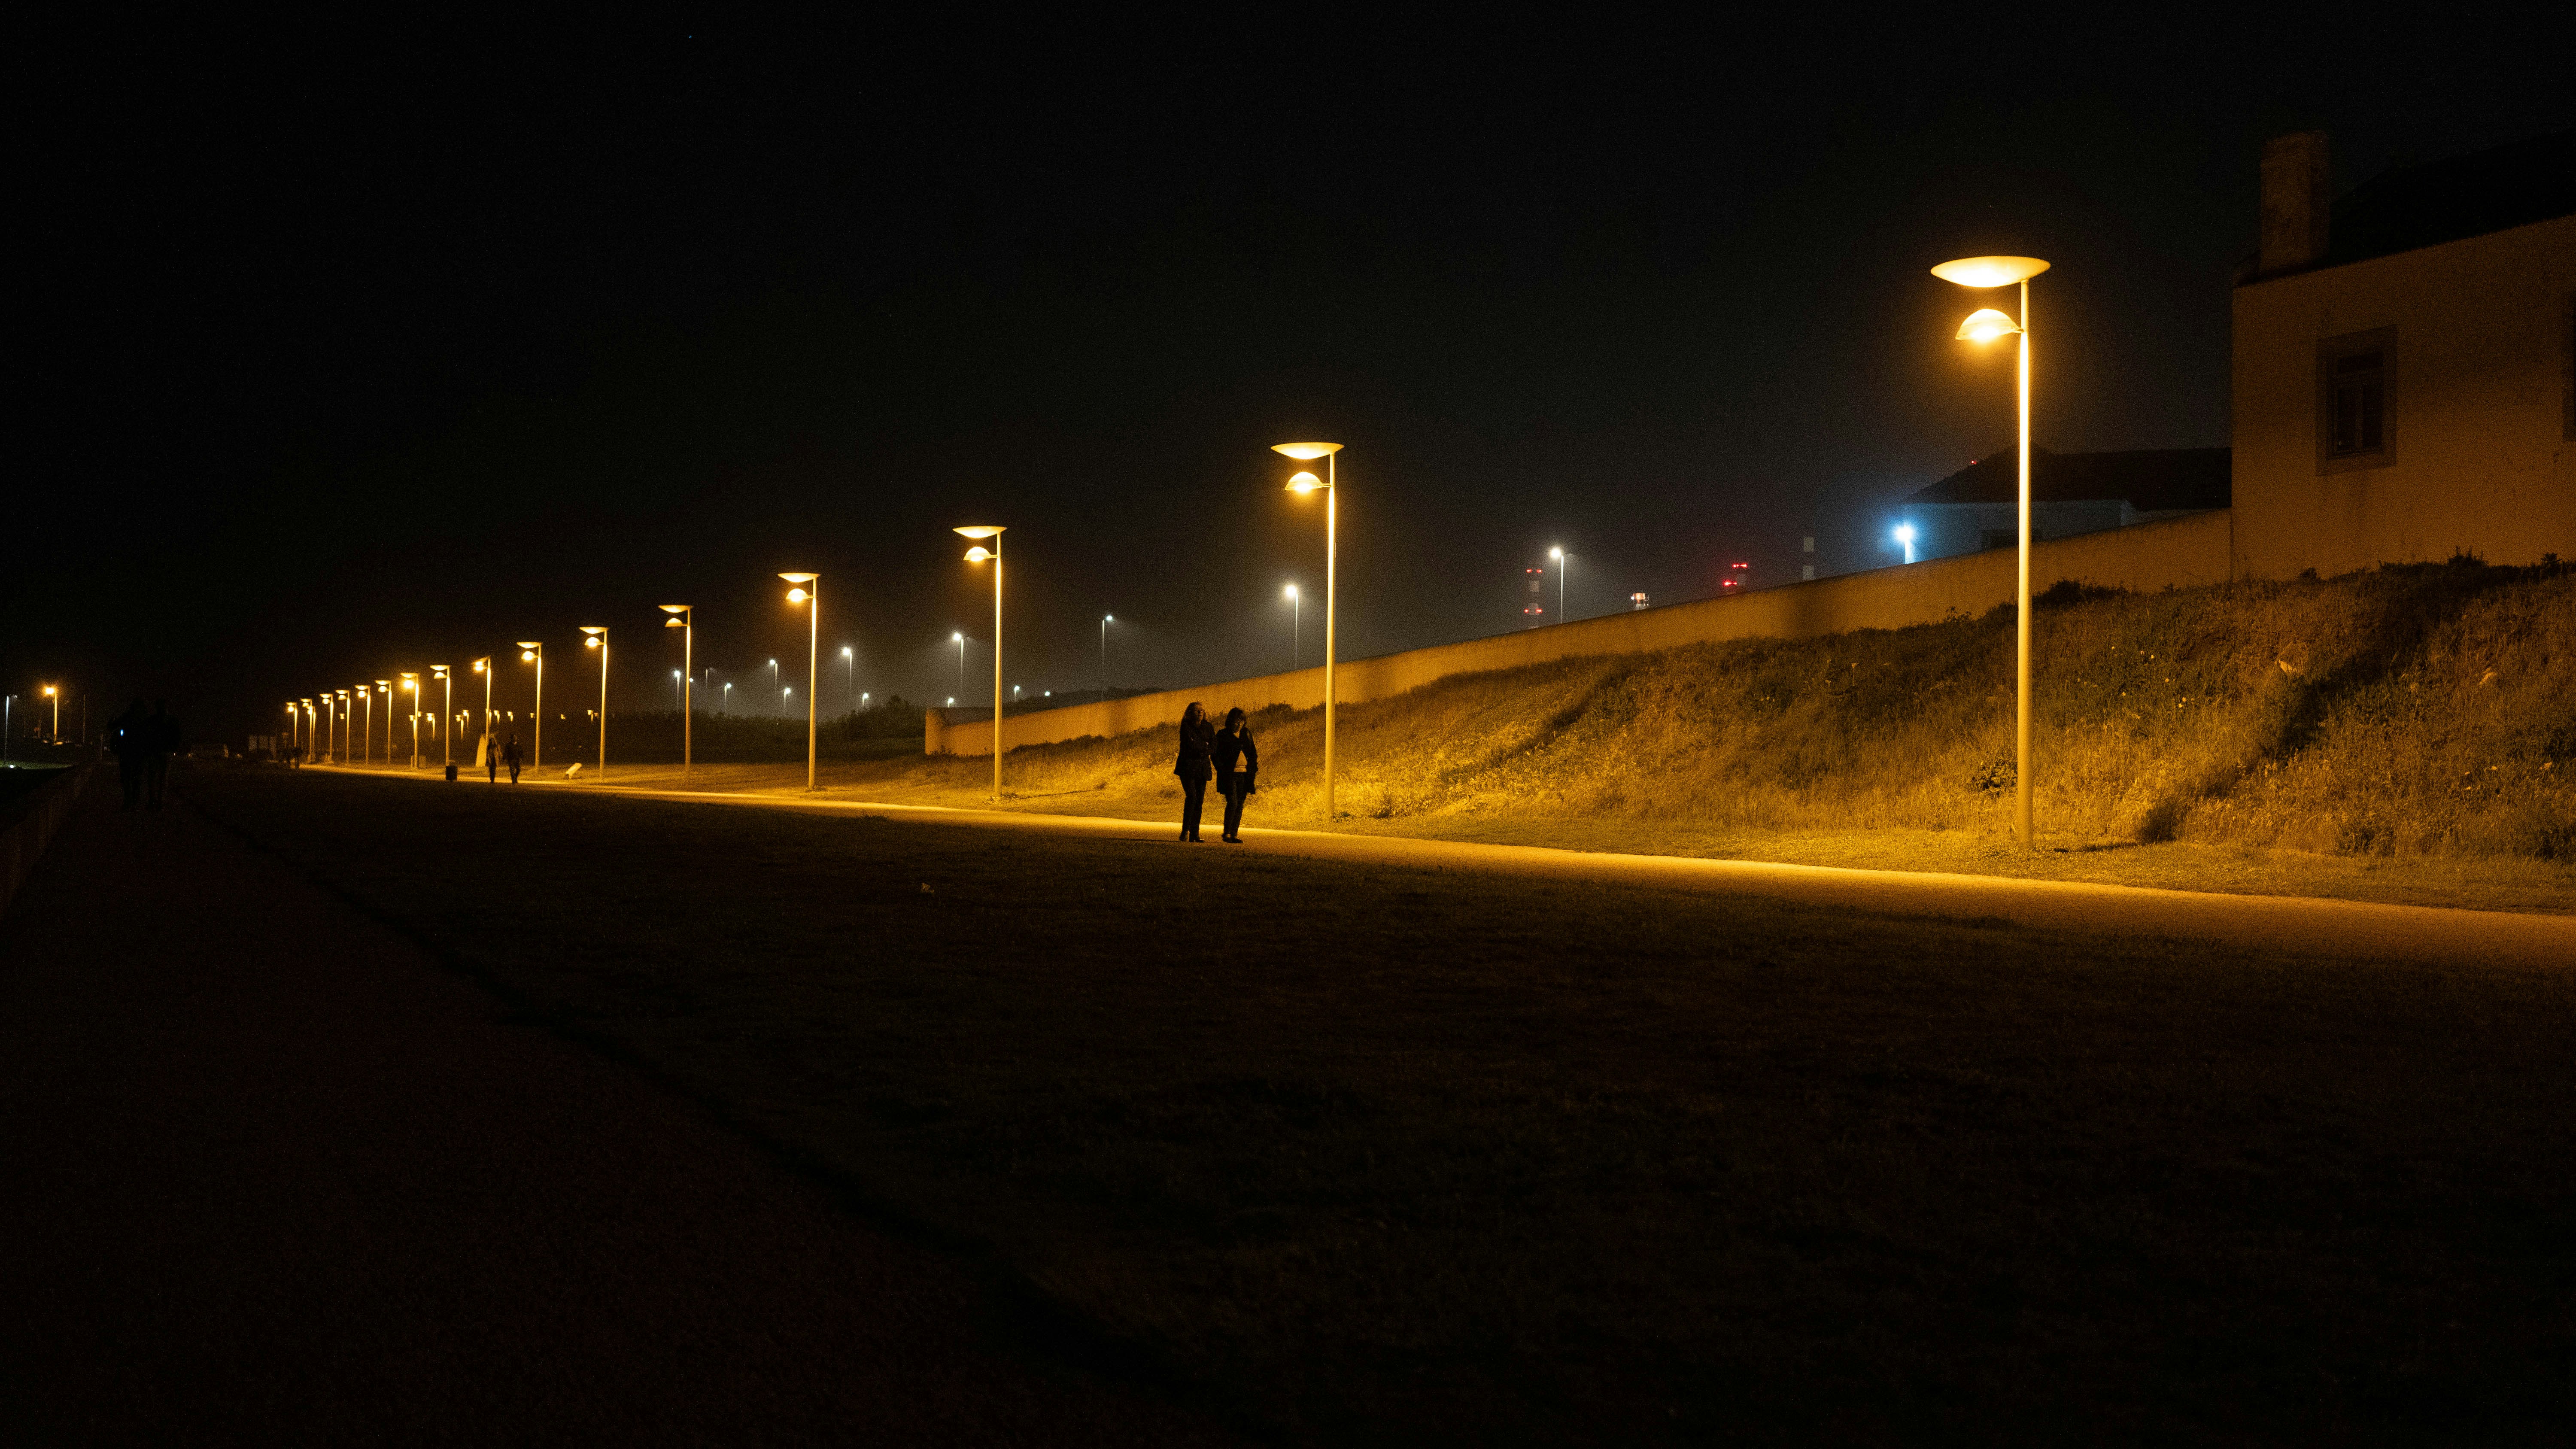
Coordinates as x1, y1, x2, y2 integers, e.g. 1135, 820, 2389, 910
1275, 441, 1343, 822
518, 642, 545, 774
1284, 585, 1299, 669
956, 528, 1006, 801
1893, 523, 1918, 565
768, 659, 780, 715
432, 666, 453, 768
400, 674, 420, 768
721, 681, 732, 714
660, 605, 693, 778
1932, 252, 2050, 847
375, 681, 392, 764
779, 574, 820, 791
841, 645, 855, 714
580, 627, 609, 777
43, 684, 58, 741
1549, 547, 1567, 623
1100, 614, 1114, 697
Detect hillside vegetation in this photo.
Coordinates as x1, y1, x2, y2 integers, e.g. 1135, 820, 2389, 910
986, 561, 2574, 862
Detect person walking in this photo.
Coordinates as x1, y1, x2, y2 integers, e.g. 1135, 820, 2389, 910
1212, 707, 1258, 843
1173, 702, 1214, 842
145, 701, 179, 811
484, 732, 500, 784
502, 734, 522, 785
109, 699, 152, 810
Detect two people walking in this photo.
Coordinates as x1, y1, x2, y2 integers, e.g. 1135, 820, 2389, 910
109, 699, 180, 811
1173, 702, 1257, 843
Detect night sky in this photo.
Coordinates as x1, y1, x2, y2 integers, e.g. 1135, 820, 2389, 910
12, 11, 2573, 737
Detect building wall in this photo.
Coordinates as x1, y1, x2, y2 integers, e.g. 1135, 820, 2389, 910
2232, 214, 2576, 578
928, 508, 2235, 756
1903, 499, 2134, 561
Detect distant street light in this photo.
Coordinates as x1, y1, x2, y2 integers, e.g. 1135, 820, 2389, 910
768, 658, 780, 715
721, 680, 732, 714
376, 681, 392, 764
518, 642, 545, 774
1274, 441, 1343, 822
432, 666, 453, 768
953, 632, 966, 697
580, 627, 609, 777
1284, 584, 1299, 669
1932, 252, 2050, 848
1549, 547, 1567, 623
780, 573, 820, 791
841, 644, 854, 715
956, 526, 1006, 802
1100, 615, 1114, 698
660, 605, 693, 778
43, 684, 61, 741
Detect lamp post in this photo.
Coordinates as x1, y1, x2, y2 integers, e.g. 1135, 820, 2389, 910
433, 667, 453, 768
1893, 523, 1918, 565
518, 642, 545, 774
768, 659, 779, 715
43, 685, 58, 742
357, 684, 375, 766
1100, 614, 1113, 697
320, 693, 334, 762
721, 681, 732, 714
375, 681, 391, 764
779, 574, 820, 791
580, 627, 608, 777
953, 632, 965, 697
955, 527, 1005, 802
1932, 253, 2050, 848
400, 674, 420, 768
1549, 547, 1566, 623
660, 605, 692, 778
841, 645, 854, 715
1274, 441, 1342, 822
471, 657, 492, 765
1285, 585, 1300, 669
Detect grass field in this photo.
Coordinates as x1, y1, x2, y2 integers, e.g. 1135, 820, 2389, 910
184, 768, 2576, 1445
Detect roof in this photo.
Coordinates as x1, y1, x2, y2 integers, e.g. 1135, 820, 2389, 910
1904, 447, 2231, 513
2321, 129, 2576, 270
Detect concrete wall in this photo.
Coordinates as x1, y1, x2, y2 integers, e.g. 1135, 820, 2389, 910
927, 508, 2234, 756
2232, 214, 2576, 579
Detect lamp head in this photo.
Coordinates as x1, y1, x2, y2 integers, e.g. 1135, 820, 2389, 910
1285, 471, 1324, 493
665, 617, 685, 628
658, 604, 688, 615
473, 658, 486, 672
1893, 523, 1918, 545
521, 650, 537, 662
516, 641, 540, 651
1549, 547, 1563, 559
1930, 255, 2050, 288
1283, 584, 1297, 599
786, 587, 809, 603
952, 526, 1002, 539
963, 546, 992, 563
952, 632, 962, 642
1271, 442, 1342, 460
777, 571, 817, 584
1955, 308, 2022, 344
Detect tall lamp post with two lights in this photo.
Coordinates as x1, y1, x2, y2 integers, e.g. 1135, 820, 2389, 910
1930, 252, 2049, 847
580, 628, 609, 777
779, 574, 820, 791
432, 666, 453, 768
400, 674, 420, 768
955, 527, 1006, 801
1274, 441, 1342, 822
518, 643, 545, 775
660, 605, 693, 778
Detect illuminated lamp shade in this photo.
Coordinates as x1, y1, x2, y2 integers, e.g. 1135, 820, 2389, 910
1270, 442, 1343, 460
1285, 471, 1324, 493
952, 526, 1002, 539
1929, 255, 2050, 289
963, 546, 992, 562
786, 588, 809, 603
1956, 308, 2022, 343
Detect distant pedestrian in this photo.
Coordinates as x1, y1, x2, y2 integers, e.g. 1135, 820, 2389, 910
109, 699, 152, 810
288, 741, 304, 769
502, 735, 522, 785
1213, 707, 1258, 843
1173, 702, 1214, 842
145, 701, 179, 810
484, 732, 499, 784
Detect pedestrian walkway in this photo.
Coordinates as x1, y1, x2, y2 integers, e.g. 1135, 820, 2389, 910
0, 785, 1234, 1444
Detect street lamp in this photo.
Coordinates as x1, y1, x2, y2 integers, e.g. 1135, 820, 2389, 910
1100, 614, 1114, 697
580, 627, 608, 777
721, 681, 732, 714
431, 667, 453, 768
1549, 547, 1567, 623
1275, 440, 1343, 822
841, 645, 854, 715
1284, 585, 1300, 669
400, 674, 420, 768
375, 681, 391, 764
779, 574, 820, 790
1892, 523, 1918, 565
518, 642, 545, 775
1932, 252, 2049, 847
956, 527, 1006, 802
767, 658, 780, 715
660, 605, 693, 778
42, 684, 58, 742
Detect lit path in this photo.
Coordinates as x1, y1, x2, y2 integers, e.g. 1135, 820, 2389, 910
0, 780, 1238, 1444
324, 765, 2576, 972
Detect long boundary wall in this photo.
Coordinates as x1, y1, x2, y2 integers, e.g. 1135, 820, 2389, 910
927, 509, 2235, 756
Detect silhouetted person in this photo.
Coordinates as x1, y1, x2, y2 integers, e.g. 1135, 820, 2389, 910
109, 699, 151, 810
503, 734, 522, 785
1173, 702, 1213, 842
145, 701, 178, 810
483, 732, 498, 783
1213, 707, 1258, 843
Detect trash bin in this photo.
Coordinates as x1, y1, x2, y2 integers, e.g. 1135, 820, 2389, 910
444, 763, 459, 782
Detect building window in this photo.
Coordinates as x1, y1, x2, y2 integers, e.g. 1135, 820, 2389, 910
2317, 327, 2396, 474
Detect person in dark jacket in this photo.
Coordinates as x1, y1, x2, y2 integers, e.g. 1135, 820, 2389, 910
1173, 702, 1214, 841
145, 701, 179, 810
109, 698, 152, 810
502, 734, 523, 785
1212, 707, 1258, 843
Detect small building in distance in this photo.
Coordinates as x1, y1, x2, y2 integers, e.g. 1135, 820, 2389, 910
1896, 447, 2231, 563
2231, 129, 2575, 577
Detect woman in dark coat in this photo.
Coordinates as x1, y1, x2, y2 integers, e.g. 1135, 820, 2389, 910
1173, 702, 1215, 841
1212, 707, 1258, 843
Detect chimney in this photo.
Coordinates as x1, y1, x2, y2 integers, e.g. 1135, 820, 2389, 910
2257, 131, 2331, 276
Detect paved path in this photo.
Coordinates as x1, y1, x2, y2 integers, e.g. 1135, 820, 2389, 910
314, 763, 2576, 972
0, 782, 1236, 1445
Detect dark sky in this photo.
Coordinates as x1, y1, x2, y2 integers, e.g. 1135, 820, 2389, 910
11, 9, 2573, 737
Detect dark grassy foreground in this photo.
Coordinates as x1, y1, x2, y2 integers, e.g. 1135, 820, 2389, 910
184, 769, 2576, 1445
